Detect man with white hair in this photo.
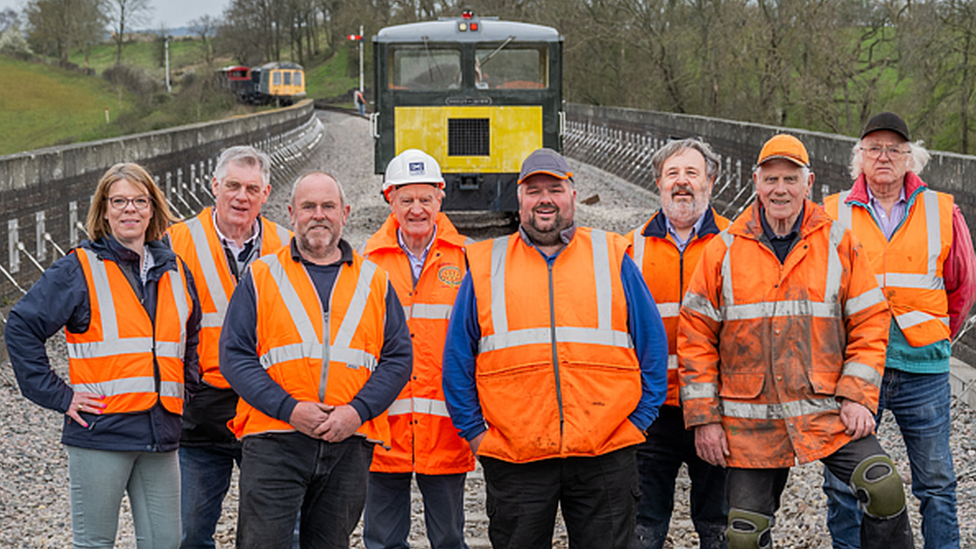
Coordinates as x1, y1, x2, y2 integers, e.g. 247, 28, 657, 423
626, 138, 729, 549
168, 145, 291, 549
823, 112, 976, 549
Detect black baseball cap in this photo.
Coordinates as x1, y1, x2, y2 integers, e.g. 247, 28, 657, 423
861, 112, 911, 142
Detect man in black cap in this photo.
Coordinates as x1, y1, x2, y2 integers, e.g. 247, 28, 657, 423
822, 112, 976, 549
442, 148, 669, 549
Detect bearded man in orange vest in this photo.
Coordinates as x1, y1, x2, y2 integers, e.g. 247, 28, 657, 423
626, 138, 730, 549
167, 146, 292, 549
220, 171, 412, 549
443, 148, 669, 549
822, 113, 976, 549
680, 134, 914, 549
361, 149, 474, 549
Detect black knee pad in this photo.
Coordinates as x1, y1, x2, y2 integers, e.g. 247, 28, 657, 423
727, 508, 773, 549
850, 454, 906, 519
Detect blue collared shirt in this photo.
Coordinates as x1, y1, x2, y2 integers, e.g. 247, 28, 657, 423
397, 225, 436, 282
665, 212, 708, 253
864, 184, 908, 240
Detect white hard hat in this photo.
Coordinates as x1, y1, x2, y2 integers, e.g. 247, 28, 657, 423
383, 149, 445, 197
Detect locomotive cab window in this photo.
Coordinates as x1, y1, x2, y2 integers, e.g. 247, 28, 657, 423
294, 72, 302, 86
273, 72, 281, 86
284, 72, 292, 86
475, 46, 547, 89
389, 46, 461, 90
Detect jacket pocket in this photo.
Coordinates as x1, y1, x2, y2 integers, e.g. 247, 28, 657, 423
718, 372, 764, 399
808, 369, 839, 396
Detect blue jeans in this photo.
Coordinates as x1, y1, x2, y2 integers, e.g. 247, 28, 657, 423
179, 446, 241, 549
363, 472, 469, 549
633, 405, 727, 549
66, 446, 181, 549
236, 432, 374, 549
823, 369, 959, 549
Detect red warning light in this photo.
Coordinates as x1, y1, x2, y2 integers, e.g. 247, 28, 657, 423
347, 34, 363, 41
461, 10, 473, 19
470, 22, 479, 31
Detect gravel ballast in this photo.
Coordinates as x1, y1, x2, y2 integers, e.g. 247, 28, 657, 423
1, 110, 974, 548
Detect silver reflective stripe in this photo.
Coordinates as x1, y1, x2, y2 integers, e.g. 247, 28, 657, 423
836, 190, 853, 228
667, 354, 678, 370
201, 312, 224, 329
186, 216, 231, 319
385, 397, 450, 417
657, 302, 680, 319
264, 256, 319, 344
824, 222, 846, 305
155, 341, 185, 359
403, 305, 411, 321
489, 237, 508, 334
410, 303, 453, 320
74, 376, 155, 396
923, 191, 941, 279
167, 265, 189, 355
68, 337, 153, 359
845, 287, 886, 317
273, 223, 291, 248
724, 300, 840, 321
259, 341, 377, 372
719, 231, 735, 308
83, 250, 119, 341
720, 396, 840, 420
160, 380, 185, 399
387, 399, 412, 416
591, 230, 613, 330
682, 292, 721, 323
681, 382, 717, 401
884, 272, 944, 291
332, 260, 379, 351
479, 326, 633, 353
631, 224, 646, 269
895, 310, 950, 330
842, 362, 882, 388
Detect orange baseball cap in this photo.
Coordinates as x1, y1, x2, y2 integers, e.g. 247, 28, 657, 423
756, 134, 809, 167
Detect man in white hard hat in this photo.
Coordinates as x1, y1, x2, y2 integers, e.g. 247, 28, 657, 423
361, 149, 474, 549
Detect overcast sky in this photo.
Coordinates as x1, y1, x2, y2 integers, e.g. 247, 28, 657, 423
0, 0, 230, 30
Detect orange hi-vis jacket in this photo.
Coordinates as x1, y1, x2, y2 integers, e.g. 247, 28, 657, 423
626, 208, 730, 408
824, 178, 954, 348
228, 245, 393, 445
467, 227, 645, 463
67, 247, 193, 415
168, 207, 291, 388
363, 213, 475, 475
678, 201, 891, 468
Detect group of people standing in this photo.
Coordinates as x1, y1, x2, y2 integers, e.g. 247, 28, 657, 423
4, 110, 973, 549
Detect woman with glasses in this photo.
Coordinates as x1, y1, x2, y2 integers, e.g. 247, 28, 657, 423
5, 163, 202, 549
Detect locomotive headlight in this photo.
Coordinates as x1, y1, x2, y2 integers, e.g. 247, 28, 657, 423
458, 22, 468, 31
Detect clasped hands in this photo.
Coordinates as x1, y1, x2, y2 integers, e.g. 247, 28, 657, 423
289, 401, 363, 442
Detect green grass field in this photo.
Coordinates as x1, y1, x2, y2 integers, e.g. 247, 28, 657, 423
0, 54, 138, 155
68, 38, 207, 79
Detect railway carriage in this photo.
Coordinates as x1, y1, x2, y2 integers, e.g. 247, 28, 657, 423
372, 11, 564, 212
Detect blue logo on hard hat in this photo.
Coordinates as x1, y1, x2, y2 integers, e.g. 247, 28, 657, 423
409, 162, 425, 176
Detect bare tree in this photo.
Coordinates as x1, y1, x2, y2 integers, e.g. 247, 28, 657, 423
24, 0, 105, 62
189, 14, 220, 66
110, 0, 153, 65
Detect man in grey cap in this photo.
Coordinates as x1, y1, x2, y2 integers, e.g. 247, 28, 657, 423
442, 148, 669, 549
822, 112, 976, 549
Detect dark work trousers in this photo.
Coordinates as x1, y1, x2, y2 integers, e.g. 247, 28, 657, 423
363, 471, 469, 549
726, 435, 913, 549
633, 405, 728, 549
480, 446, 639, 549
236, 432, 374, 549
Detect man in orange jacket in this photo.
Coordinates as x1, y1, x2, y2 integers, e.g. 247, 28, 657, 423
220, 172, 412, 549
443, 148, 669, 549
679, 134, 914, 549
822, 112, 976, 549
167, 146, 291, 549
361, 149, 474, 549
626, 138, 729, 549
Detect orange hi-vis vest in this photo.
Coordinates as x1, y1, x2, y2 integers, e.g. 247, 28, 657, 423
66, 247, 192, 415
824, 186, 954, 347
467, 228, 644, 464
228, 245, 392, 446
364, 213, 475, 474
626, 209, 730, 407
679, 201, 890, 468
168, 207, 291, 388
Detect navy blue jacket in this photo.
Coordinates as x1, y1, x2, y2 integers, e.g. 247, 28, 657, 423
5, 236, 202, 452
220, 239, 412, 428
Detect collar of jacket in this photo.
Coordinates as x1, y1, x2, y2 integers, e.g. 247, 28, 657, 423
363, 211, 467, 255
290, 236, 354, 266
641, 206, 723, 241
844, 171, 929, 207
84, 235, 178, 279
731, 199, 832, 241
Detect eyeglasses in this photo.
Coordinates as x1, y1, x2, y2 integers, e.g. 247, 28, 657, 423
107, 196, 152, 210
860, 145, 909, 160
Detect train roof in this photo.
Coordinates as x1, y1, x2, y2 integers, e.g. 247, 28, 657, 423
260, 62, 304, 70
217, 65, 250, 72
374, 17, 561, 43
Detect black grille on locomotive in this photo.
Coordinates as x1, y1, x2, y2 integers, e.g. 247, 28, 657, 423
448, 119, 490, 156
